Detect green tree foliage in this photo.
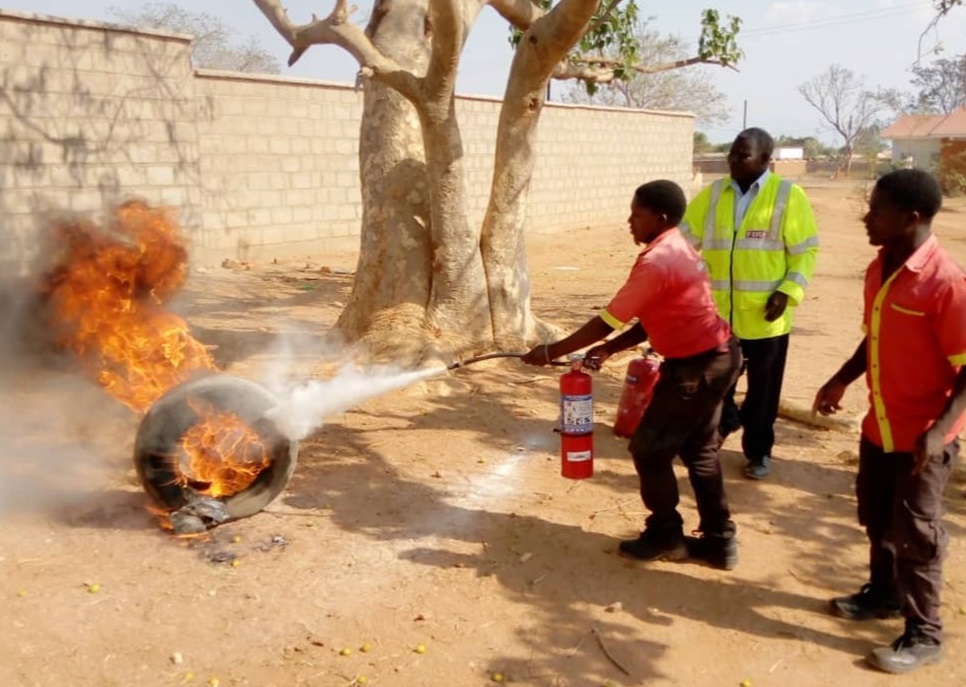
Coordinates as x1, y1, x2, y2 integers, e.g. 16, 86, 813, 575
510, 3, 741, 101
561, 17, 731, 125
693, 131, 713, 153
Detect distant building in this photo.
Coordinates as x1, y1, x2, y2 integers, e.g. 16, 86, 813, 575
881, 108, 966, 192
775, 147, 804, 161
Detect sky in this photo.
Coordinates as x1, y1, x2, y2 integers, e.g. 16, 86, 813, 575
2, 0, 965, 144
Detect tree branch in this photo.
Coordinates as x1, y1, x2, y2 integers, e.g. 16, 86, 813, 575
251, 0, 422, 101
487, 0, 545, 31
552, 54, 736, 83
424, 0, 465, 108
585, 0, 623, 36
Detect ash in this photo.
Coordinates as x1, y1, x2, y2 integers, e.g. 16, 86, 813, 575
169, 494, 230, 534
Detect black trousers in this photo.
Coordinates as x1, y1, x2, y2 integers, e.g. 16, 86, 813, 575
720, 333, 789, 460
629, 337, 742, 538
857, 435, 956, 642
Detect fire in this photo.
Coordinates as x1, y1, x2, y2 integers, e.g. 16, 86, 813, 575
178, 401, 271, 498
43, 200, 214, 413
43, 200, 271, 509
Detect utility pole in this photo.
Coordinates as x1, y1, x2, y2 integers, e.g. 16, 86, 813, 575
743, 100, 748, 129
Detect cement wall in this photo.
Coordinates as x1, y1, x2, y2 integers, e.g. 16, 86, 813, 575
0, 9, 695, 271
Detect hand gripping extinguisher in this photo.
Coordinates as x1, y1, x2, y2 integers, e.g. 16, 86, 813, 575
613, 347, 661, 438
559, 353, 594, 479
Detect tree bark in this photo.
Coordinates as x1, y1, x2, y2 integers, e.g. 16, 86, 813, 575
257, 0, 596, 362
480, 0, 600, 349
335, 0, 435, 363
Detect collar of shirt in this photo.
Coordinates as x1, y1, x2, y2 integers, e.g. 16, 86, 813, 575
873, 233, 938, 278
729, 168, 770, 228
639, 227, 678, 257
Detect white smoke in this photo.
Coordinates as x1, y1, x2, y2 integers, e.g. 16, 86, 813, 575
0, 370, 133, 518
263, 363, 447, 441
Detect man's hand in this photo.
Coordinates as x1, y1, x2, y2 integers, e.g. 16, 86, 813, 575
813, 377, 847, 415
764, 291, 790, 322
521, 344, 553, 366
913, 427, 945, 475
584, 344, 611, 371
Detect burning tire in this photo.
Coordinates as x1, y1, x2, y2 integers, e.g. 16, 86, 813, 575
134, 374, 298, 534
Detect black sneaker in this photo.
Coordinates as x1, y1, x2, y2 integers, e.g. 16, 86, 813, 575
743, 456, 770, 480
830, 583, 901, 620
867, 630, 942, 674
685, 534, 738, 570
618, 531, 687, 562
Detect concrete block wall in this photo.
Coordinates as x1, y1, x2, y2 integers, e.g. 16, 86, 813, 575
0, 10, 695, 270
194, 71, 364, 259
530, 102, 693, 232
0, 10, 202, 275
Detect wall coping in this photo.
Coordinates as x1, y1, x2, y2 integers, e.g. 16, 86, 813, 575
0, 8, 193, 42
195, 68, 695, 119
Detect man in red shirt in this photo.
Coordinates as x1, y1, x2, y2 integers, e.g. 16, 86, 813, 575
523, 180, 741, 569
814, 169, 966, 674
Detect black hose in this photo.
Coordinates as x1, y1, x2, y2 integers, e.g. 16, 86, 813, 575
447, 352, 568, 370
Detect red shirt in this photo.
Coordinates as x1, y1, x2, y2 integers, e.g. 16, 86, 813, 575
862, 234, 966, 452
602, 228, 731, 359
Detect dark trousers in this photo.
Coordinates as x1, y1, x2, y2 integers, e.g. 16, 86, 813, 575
629, 337, 742, 539
857, 435, 956, 642
720, 333, 789, 460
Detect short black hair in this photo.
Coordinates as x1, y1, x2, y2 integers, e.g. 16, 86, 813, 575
633, 179, 687, 226
738, 127, 775, 159
875, 169, 942, 220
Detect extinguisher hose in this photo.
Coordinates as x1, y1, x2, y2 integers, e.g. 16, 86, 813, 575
447, 352, 569, 370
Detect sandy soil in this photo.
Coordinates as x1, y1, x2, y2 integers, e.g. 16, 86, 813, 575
3, 179, 966, 687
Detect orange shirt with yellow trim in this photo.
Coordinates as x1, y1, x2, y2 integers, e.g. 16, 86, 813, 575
602, 227, 731, 359
862, 234, 966, 452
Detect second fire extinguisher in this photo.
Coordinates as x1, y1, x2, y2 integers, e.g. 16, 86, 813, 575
559, 353, 593, 480
613, 348, 661, 438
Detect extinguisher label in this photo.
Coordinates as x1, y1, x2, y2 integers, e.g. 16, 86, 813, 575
566, 450, 592, 463
561, 394, 593, 434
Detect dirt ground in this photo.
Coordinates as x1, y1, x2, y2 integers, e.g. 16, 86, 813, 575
3, 179, 966, 687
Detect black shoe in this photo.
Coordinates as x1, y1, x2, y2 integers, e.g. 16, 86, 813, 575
618, 530, 687, 562
829, 583, 901, 620
867, 630, 942, 674
743, 456, 770, 480
685, 534, 738, 570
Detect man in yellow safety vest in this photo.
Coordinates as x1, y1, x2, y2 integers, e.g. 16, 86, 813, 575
681, 128, 819, 480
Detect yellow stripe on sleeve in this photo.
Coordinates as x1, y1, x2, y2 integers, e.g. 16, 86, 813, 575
600, 309, 625, 330
949, 352, 966, 367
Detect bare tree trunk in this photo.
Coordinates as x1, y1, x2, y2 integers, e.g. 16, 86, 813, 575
480, 0, 600, 349
419, 101, 493, 352
479, 77, 544, 349
336, 0, 436, 363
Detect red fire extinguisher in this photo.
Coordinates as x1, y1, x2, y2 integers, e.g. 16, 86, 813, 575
560, 354, 594, 480
613, 348, 661, 438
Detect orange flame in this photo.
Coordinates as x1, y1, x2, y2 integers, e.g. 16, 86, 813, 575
178, 400, 271, 498
43, 200, 270, 507
44, 200, 214, 413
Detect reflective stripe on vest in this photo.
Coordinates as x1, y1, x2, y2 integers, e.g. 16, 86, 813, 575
704, 179, 795, 296
706, 179, 793, 244
768, 180, 793, 240
788, 235, 819, 255
711, 278, 783, 293
703, 180, 726, 248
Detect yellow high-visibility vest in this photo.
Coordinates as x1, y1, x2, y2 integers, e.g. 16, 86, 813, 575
680, 174, 819, 340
